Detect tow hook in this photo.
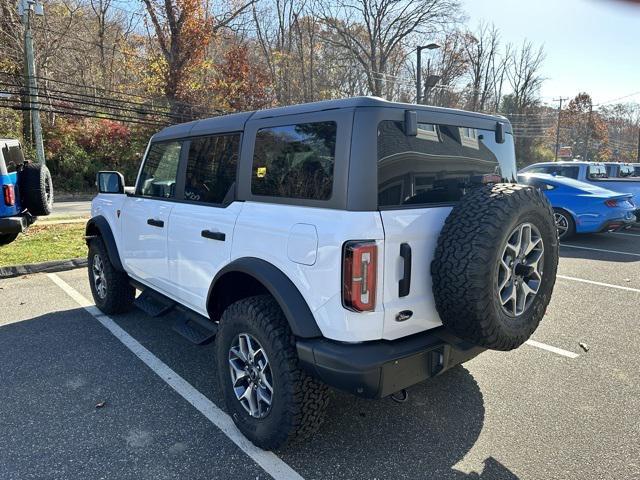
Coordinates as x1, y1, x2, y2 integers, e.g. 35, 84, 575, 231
390, 389, 409, 404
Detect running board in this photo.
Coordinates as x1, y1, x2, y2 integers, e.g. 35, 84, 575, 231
134, 289, 175, 317
172, 307, 218, 345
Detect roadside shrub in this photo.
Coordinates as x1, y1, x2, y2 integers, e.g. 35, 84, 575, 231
45, 118, 152, 192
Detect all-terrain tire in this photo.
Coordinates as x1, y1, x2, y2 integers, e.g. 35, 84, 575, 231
19, 163, 53, 216
87, 237, 135, 314
216, 295, 330, 450
0, 233, 19, 246
431, 183, 559, 351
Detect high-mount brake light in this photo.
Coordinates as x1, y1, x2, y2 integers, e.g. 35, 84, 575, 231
342, 240, 377, 312
3, 184, 15, 206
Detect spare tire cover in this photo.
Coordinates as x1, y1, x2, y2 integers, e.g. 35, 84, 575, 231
431, 183, 558, 351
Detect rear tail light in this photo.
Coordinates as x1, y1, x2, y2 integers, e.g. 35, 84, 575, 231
342, 240, 377, 312
604, 199, 618, 208
3, 184, 15, 206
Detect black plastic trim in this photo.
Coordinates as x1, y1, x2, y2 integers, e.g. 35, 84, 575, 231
85, 216, 125, 272
297, 327, 484, 398
399, 243, 412, 297
208, 257, 322, 338
201, 229, 225, 241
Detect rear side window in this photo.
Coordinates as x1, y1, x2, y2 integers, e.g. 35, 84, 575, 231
251, 122, 336, 200
137, 141, 182, 198
588, 165, 607, 179
377, 120, 512, 207
618, 165, 634, 178
558, 166, 579, 179
1, 145, 25, 172
184, 134, 240, 204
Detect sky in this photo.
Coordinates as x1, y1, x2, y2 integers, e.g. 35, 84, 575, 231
461, 0, 640, 107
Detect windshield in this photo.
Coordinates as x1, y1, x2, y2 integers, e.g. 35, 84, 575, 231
377, 121, 516, 208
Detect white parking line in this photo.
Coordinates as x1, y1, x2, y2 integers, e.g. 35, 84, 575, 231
610, 231, 640, 238
524, 340, 579, 359
558, 274, 640, 294
46, 273, 303, 480
561, 244, 640, 257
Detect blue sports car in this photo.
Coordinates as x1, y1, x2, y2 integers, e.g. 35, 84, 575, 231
518, 173, 636, 240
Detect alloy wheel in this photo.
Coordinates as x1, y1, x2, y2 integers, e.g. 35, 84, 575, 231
496, 223, 545, 317
228, 333, 273, 419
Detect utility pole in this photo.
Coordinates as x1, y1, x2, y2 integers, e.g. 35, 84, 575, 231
553, 97, 568, 161
19, 0, 45, 165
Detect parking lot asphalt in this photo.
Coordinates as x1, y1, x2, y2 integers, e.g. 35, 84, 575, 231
1, 227, 639, 480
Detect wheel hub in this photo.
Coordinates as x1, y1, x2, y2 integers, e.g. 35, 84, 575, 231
496, 223, 545, 317
228, 333, 273, 419
92, 254, 107, 299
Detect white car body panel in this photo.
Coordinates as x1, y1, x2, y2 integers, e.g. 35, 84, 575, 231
232, 202, 385, 342
167, 201, 244, 315
379, 207, 451, 340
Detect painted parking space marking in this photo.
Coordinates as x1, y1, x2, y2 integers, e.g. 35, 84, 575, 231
557, 274, 640, 294
561, 243, 640, 257
47, 273, 304, 480
609, 231, 640, 238
524, 339, 579, 359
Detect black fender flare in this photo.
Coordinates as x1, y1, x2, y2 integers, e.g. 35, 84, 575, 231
85, 216, 125, 272
208, 257, 323, 338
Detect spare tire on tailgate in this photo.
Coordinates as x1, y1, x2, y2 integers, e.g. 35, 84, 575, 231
20, 162, 53, 216
431, 183, 558, 351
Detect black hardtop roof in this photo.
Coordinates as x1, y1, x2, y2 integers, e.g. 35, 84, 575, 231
152, 96, 510, 142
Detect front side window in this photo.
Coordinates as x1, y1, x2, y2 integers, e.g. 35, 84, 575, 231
558, 166, 579, 179
377, 120, 513, 207
137, 141, 182, 198
251, 122, 336, 200
184, 134, 240, 204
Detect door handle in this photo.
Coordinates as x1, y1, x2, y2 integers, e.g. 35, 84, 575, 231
147, 218, 164, 228
201, 230, 226, 242
399, 243, 412, 297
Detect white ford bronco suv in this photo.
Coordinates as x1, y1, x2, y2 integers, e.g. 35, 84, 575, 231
87, 97, 558, 449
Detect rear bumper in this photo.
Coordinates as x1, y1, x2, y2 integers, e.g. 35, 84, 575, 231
0, 214, 31, 234
297, 327, 484, 398
599, 216, 636, 232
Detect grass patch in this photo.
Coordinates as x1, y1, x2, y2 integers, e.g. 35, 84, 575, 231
0, 223, 87, 267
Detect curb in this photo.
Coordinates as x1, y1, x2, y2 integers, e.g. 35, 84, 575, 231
0, 257, 87, 279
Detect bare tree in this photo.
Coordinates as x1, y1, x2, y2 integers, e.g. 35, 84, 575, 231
461, 22, 501, 111
316, 0, 460, 98
505, 40, 545, 113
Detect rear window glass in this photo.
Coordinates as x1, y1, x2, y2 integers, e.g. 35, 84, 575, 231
251, 122, 336, 200
1, 145, 25, 172
377, 120, 514, 208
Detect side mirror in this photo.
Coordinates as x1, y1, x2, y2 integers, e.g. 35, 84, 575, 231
96, 171, 125, 194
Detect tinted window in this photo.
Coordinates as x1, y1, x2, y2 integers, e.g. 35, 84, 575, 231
1, 145, 25, 172
137, 141, 181, 198
251, 122, 336, 200
558, 166, 579, 179
525, 166, 552, 174
184, 134, 240, 204
377, 121, 513, 207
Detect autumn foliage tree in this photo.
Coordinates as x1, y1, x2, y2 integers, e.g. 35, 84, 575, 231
560, 93, 610, 161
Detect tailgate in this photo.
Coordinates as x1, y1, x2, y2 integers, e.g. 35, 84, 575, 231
380, 207, 451, 340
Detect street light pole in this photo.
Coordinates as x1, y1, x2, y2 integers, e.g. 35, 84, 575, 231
416, 43, 440, 105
